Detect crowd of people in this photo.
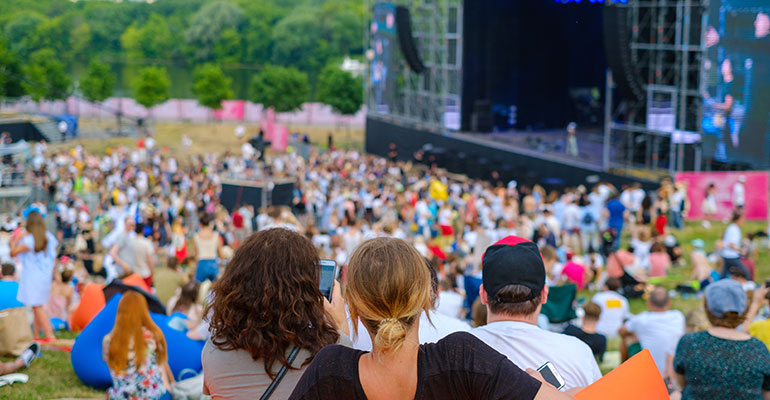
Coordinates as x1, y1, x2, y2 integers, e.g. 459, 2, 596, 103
0, 132, 769, 399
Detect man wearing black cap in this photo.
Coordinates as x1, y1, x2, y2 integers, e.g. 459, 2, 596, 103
470, 236, 602, 390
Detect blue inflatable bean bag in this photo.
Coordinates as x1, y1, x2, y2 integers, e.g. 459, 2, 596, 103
0, 281, 24, 311
71, 293, 205, 389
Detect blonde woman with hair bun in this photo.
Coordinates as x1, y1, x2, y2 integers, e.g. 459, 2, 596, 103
290, 237, 573, 400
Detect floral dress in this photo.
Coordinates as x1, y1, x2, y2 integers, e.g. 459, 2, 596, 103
103, 329, 168, 400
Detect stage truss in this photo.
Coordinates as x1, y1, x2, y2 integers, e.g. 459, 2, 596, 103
364, 0, 463, 133
604, 0, 708, 174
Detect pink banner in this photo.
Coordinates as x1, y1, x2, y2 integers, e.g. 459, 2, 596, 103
675, 171, 769, 220
261, 108, 275, 142
213, 100, 245, 120
271, 124, 289, 152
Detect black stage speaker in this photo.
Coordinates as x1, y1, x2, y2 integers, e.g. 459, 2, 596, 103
603, 6, 645, 102
220, 180, 295, 212
396, 6, 427, 74
471, 100, 493, 132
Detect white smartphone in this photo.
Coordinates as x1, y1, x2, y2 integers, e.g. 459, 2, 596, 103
319, 259, 340, 301
537, 361, 566, 391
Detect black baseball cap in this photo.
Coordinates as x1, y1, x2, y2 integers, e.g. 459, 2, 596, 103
481, 236, 546, 303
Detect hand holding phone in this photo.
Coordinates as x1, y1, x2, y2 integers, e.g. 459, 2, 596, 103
536, 361, 566, 390
319, 259, 340, 301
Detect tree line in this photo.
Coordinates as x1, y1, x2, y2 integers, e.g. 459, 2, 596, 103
0, 0, 364, 115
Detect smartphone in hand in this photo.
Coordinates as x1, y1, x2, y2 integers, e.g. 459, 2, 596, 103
537, 361, 566, 390
319, 259, 340, 302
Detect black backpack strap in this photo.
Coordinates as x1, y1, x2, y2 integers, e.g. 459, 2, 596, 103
259, 346, 301, 400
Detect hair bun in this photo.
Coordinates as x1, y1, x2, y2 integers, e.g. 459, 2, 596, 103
374, 318, 407, 352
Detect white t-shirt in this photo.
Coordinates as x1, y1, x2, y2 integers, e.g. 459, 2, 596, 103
670, 191, 684, 212
562, 203, 582, 231
351, 310, 470, 351
624, 310, 685, 375
470, 320, 602, 390
436, 291, 465, 319
722, 223, 742, 259
733, 182, 745, 207
631, 239, 652, 270
591, 291, 630, 338
631, 188, 646, 212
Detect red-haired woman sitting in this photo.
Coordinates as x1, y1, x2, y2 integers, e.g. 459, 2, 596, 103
103, 291, 174, 400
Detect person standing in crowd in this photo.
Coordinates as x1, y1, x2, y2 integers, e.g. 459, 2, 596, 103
721, 212, 749, 278
11, 210, 59, 341
470, 236, 602, 390
109, 217, 137, 278
192, 214, 222, 283
203, 229, 349, 399
133, 222, 156, 288
290, 237, 571, 400
732, 175, 746, 210
702, 183, 718, 221
674, 279, 770, 399
669, 182, 687, 230
619, 287, 685, 380
104, 291, 173, 400
566, 122, 578, 157
591, 278, 630, 339
605, 193, 626, 248
563, 303, 607, 363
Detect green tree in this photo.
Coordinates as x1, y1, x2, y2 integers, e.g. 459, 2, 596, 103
250, 65, 309, 112
26, 16, 73, 60
192, 63, 233, 111
0, 39, 24, 98
121, 14, 174, 59
321, 1, 365, 56
317, 64, 362, 115
212, 28, 241, 64
80, 60, 115, 104
70, 22, 92, 59
133, 66, 170, 111
22, 48, 71, 102
3, 11, 45, 57
185, 1, 244, 60
271, 10, 329, 75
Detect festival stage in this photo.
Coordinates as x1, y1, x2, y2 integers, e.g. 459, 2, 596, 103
366, 117, 659, 190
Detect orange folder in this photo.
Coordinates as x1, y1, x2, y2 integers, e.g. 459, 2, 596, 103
575, 349, 669, 400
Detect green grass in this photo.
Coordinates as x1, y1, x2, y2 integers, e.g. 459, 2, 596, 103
2, 220, 767, 396
0, 332, 103, 399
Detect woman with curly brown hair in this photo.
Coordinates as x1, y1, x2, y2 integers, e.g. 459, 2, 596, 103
202, 228, 349, 399
290, 237, 572, 400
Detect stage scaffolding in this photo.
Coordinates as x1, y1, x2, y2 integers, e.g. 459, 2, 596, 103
364, 0, 463, 133
604, 0, 708, 175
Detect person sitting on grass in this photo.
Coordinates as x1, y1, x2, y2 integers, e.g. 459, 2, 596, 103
648, 242, 672, 278
591, 277, 630, 339
619, 286, 685, 381
103, 291, 174, 400
563, 303, 607, 363
0, 343, 39, 377
43, 267, 76, 331
689, 239, 717, 288
153, 257, 187, 308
